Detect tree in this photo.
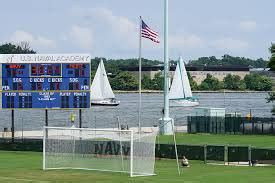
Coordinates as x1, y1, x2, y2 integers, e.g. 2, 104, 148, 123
187, 72, 198, 90
110, 72, 138, 90
266, 92, 275, 115
256, 76, 273, 91
199, 74, 222, 90
244, 74, 272, 91
150, 72, 164, 90
223, 74, 246, 90
0, 42, 36, 54
141, 75, 152, 89
141, 72, 164, 90
268, 44, 275, 71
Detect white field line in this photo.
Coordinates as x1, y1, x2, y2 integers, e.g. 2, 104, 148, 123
0, 176, 50, 183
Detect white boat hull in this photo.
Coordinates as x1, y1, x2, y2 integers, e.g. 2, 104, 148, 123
170, 99, 199, 107
91, 99, 120, 106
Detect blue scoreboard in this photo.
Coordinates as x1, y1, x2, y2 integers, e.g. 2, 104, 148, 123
0, 54, 91, 108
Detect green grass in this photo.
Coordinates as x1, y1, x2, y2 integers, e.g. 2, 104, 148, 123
158, 133, 275, 148
0, 151, 275, 182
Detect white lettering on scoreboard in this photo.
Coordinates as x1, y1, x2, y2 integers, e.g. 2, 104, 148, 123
30, 78, 45, 83
0, 54, 91, 63
38, 92, 56, 101
48, 78, 62, 82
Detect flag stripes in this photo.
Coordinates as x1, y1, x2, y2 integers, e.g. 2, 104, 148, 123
141, 20, 160, 43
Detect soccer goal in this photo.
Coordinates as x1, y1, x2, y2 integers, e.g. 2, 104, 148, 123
43, 126, 157, 177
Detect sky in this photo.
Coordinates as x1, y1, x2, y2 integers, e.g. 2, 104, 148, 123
0, 0, 274, 61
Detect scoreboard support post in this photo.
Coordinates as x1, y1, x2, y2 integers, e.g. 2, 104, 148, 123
11, 109, 14, 142
45, 109, 48, 127
79, 109, 82, 128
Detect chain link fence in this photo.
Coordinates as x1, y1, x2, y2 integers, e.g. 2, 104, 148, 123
188, 116, 275, 135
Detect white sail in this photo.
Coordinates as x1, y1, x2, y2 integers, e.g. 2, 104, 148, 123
169, 57, 192, 99
180, 57, 192, 98
169, 60, 185, 99
91, 59, 115, 100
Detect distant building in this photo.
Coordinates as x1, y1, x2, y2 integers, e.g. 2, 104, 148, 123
120, 66, 250, 84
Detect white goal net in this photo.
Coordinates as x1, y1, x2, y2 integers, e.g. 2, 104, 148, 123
43, 126, 157, 177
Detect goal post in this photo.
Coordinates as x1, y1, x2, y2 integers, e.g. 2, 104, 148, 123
43, 126, 157, 177
204, 145, 227, 165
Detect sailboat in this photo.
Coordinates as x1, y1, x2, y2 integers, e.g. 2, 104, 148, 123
169, 57, 199, 107
90, 59, 120, 106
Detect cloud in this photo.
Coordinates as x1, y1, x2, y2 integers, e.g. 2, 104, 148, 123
10, 31, 34, 43
71, 7, 142, 51
69, 25, 93, 50
170, 34, 205, 49
211, 37, 248, 51
90, 8, 138, 50
36, 36, 56, 48
239, 21, 257, 32
10, 30, 56, 49
93, 8, 136, 36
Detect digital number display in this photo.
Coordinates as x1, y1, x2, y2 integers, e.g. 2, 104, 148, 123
30, 63, 61, 76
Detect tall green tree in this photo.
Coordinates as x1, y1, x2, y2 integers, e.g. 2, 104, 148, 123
268, 44, 275, 71
0, 42, 36, 54
110, 72, 138, 90
199, 74, 222, 90
266, 92, 275, 115
187, 71, 198, 90
223, 74, 246, 90
244, 74, 272, 91
141, 75, 152, 89
150, 72, 164, 90
141, 72, 164, 90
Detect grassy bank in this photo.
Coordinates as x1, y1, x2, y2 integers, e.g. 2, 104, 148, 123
159, 133, 275, 148
0, 151, 275, 182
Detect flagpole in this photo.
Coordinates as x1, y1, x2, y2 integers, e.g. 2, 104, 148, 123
138, 16, 142, 134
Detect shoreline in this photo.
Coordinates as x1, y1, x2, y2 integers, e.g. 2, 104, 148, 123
114, 90, 273, 94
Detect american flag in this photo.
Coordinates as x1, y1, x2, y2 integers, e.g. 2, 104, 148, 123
141, 20, 160, 43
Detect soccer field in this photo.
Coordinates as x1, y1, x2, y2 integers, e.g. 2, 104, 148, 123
0, 151, 275, 183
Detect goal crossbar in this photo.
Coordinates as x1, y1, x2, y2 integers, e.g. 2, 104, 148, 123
44, 126, 133, 132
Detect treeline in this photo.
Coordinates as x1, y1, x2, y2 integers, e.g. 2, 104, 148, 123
91, 54, 268, 72
91, 55, 271, 91
107, 71, 273, 91
187, 54, 268, 68
91, 57, 162, 76
192, 73, 272, 91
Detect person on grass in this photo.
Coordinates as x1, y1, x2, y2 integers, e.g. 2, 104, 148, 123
181, 156, 190, 167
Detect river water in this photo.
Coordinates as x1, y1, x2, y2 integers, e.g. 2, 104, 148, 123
0, 92, 273, 131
